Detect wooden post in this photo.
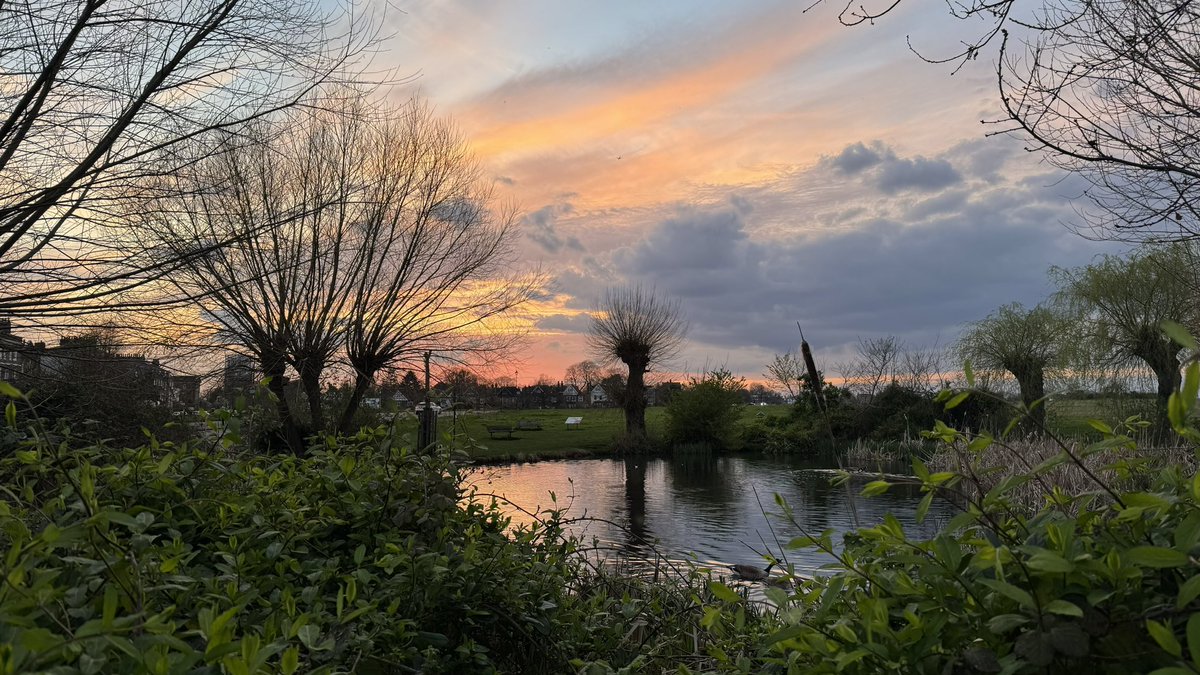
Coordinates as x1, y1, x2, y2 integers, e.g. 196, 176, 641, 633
418, 351, 437, 450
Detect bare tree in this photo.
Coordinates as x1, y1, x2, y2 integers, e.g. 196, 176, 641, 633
958, 303, 1068, 430
764, 352, 804, 399
588, 286, 687, 443
155, 96, 537, 447
898, 344, 946, 393
0, 0, 362, 320
840, 335, 903, 399
564, 359, 603, 391
336, 102, 538, 433
1052, 244, 1200, 422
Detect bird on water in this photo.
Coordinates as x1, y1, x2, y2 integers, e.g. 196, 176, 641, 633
728, 562, 775, 582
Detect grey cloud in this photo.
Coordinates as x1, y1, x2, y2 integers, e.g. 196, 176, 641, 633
875, 156, 961, 193
563, 185, 1120, 362
823, 141, 895, 175
821, 141, 961, 194
534, 313, 593, 334
523, 202, 585, 254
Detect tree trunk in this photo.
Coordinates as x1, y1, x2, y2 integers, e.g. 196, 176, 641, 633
1150, 357, 1182, 430
337, 369, 373, 435
1013, 366, 1046, 432
1136, 342, 1181, 433
623, 358, 648, 448
299, 366, 324, 432
264, 362, 304, 455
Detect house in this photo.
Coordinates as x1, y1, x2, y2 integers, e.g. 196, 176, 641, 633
497, 386, 521, 409
523, 384, 556, 409
561, 383, 582, 408
588, 384, 609, 407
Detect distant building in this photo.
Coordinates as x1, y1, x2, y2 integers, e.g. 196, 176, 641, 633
168, 375, 202, 408
561, 384, 582, 408
588, 384, 609, 407
223, 353, 257, 397
0, 318, 24, 383
496, 386, 520, 409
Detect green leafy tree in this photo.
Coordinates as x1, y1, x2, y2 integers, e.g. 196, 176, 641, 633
958, 302, 1067, 430
1053, 244, 1200, 422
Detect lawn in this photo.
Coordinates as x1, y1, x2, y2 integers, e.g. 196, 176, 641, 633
418, 404, 793, 462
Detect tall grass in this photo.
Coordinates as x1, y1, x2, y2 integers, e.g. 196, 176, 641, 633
928, 435, 1196, 512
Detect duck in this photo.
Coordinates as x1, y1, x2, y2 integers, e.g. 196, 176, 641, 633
728, 562, 775, 582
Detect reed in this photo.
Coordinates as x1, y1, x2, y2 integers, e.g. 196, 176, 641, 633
928, 435, 1196, 511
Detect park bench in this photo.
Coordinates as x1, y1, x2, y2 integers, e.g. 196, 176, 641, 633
565, 416, 583, 429
516, 419, 542, 431
485, 425, 515, 439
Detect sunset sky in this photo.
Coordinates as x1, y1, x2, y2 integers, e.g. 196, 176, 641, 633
381, 0, 1124, 383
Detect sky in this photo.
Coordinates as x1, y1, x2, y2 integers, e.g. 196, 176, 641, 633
378, 0, 1125, 384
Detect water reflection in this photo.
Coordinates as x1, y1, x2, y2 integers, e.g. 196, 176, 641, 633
468, 454, 951, 578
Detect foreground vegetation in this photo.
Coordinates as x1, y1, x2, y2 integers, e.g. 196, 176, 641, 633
0, 387, 732, 674
5, 347, 1200, 673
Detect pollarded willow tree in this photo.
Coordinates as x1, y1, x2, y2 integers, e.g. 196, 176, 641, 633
0, 0, 361, 321
958, 302, 1068, 430
153, 95, 537, 449
588, 286, 687, 445
1052, 244, 1200, 423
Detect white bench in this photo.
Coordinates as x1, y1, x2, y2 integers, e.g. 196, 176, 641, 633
565, 416, 583, 429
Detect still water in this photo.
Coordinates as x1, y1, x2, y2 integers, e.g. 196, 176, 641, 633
468, 453, 953, 578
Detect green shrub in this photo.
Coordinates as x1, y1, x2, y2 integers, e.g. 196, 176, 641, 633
665, 369, 746, 450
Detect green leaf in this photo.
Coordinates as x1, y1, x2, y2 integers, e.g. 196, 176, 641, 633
861, 480, 890, 496
1044, 599, 1083, 617
944, 391, 970, 410
964, 360, 975, 387
0, 381, 20, 398
297, 624, 321, 650
1086, 419, 1113, 435
4, 401, 13, 428
280, 646, 300, 675
1178, 575, 1200, 610
1189, 612, 1200, 668
1127, 546, 1189, 569
1148, 618, 1182, 658
1170, 392, 1188, 431
1027, 550, 1074, 574
1163, 320, 1199, 350
708, 581, 743, 604
915, 492, 934, 524
1184, 360, 1200, 414
986, 613, 1029, 634
979, 579, 1034, 609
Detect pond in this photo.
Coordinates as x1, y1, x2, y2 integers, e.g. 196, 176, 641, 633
467, 453, 954, 579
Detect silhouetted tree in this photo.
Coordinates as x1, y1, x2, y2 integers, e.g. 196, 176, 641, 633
588, 286, 686, 445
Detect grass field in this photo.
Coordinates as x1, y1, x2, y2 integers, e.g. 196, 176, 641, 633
399, 396, 1161, 463
417, 404, 793, 462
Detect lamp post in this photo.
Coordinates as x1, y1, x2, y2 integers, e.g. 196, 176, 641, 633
418, 350, 437, 451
